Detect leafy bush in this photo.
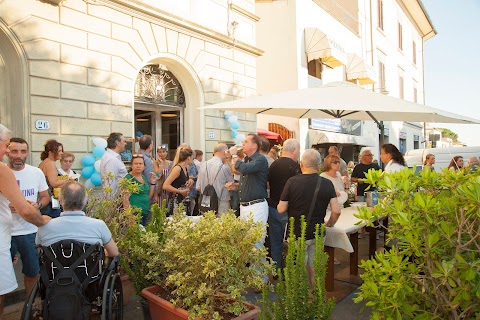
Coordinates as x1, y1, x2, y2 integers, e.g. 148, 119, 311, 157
147, 210, 274, 320
259, 216, 335, 320
354, 167, 480, 319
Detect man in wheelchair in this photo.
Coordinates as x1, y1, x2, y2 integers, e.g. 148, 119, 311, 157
22, 180, 122, 320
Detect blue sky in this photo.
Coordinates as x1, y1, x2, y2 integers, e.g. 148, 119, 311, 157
422, 0, 480, 146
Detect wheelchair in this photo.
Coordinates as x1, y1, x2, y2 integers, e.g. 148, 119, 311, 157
21, 240, 124, 320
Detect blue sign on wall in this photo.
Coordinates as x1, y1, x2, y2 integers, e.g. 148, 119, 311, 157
310, 119, 362, 136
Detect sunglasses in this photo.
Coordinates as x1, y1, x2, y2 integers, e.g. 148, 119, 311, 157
132, 154, 144, 159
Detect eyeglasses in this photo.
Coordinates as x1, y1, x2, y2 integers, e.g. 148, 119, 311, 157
62, 160, 74, 163
332, 161, 340, 164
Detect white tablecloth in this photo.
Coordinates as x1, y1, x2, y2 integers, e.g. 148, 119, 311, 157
324, 204, 366, 253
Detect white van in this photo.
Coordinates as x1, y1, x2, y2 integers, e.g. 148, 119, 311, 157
404, 147, 480, 171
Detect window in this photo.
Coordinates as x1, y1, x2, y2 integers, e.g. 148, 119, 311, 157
308, 59, 323, 79
399, 76, 404, 99
413, 87, 418, 103
378, 61, 386, 91
378, 0, 384, 30
412, 41, 417, 65
398, 23, 403, 50
399, 138, 407, 154
413, 135, 420, 149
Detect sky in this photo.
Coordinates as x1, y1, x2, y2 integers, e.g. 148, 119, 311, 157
422, 0, 480, 146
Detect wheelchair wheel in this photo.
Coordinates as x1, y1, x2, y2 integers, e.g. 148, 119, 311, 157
21, 281, 43, 320
101, 271, 124, 320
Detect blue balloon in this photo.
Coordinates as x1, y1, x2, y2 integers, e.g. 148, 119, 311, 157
81, 155, 95, 167
230, 121, 240, 130
90, 172, 102, 186
81, 166, 95, 179
92, 146, 105, 158
231, 131, 238, 138
224, 114, 230, 120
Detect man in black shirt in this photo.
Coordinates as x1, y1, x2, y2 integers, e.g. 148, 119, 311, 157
278, 149, 340, 288
267, 139, 301, 271
351, 150, 380, 202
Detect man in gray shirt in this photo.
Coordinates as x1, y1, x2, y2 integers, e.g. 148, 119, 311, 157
138, 135, 154, 179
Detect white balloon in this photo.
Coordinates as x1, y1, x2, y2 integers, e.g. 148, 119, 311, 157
236, 133, 246, 141
92, 137, 108, 148
84, 178, 94, 189
94, 160, 101, 172
234, 137, 243, 145
228, 115, 238, 123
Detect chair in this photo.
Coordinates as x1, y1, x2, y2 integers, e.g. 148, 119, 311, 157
21, 240, 123, 320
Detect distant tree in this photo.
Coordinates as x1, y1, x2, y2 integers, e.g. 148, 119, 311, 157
437, 128, 459, 142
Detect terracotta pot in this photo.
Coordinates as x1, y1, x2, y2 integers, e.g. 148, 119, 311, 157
141, 285, 259, 320
120, 274, 134, 306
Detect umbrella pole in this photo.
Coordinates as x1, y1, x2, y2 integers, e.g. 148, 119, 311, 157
366, 111, 385, 169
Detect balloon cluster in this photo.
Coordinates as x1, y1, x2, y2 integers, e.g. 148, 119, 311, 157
81, 137, 107, 188
224, 111, 246, 145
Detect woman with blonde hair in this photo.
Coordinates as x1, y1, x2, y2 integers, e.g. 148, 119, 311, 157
163, 146, 194, 215
153, 145, 172, 206
423, 154, 435, 171
320, 155, 346, 205
38, 139, 69, 218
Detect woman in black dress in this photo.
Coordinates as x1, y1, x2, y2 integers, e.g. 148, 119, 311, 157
163, 146, 193, 215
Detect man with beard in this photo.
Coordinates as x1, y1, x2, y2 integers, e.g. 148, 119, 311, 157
7, 138, 50, 298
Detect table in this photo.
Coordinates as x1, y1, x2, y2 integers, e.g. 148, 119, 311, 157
323, 205, 366, 291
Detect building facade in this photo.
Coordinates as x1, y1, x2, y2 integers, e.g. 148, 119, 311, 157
0, 0, 260, 166
255, 0, 435, 162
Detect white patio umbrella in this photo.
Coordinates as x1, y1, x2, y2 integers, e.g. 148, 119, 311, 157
200, 81, 479, 125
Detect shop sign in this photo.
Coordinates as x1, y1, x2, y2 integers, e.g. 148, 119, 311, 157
310, 118, 362, 136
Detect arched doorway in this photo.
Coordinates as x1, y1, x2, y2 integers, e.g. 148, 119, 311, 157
0, 22, 27, 138
133, 54, 204, 159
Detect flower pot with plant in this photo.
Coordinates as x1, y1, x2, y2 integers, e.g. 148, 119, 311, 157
141, 210, 274, 320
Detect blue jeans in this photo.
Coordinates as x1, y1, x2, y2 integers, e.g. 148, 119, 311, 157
10, 233, 39, 277
268, 206, 288, 271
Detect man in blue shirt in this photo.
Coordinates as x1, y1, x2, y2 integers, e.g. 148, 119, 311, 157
138, 135, 154, 179
36, 181, 119, 257
233, 134, 269, 249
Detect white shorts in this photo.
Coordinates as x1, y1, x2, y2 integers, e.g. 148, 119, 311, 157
0, 248, 18, 295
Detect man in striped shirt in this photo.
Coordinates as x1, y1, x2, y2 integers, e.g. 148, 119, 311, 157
196, 143, 234, 216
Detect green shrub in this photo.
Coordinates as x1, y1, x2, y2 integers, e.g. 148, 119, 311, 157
259, 216, 335, 320
354, 167, 480, 319
147, 210, 274, 320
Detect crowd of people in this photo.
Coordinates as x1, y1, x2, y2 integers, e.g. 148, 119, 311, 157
2, 121, 479, 317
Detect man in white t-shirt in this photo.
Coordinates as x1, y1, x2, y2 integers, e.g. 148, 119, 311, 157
7, 138, 50, 298
100, 132, 127, 195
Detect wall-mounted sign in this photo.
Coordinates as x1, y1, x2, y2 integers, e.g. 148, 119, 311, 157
208, 131, 215, 139
399, 131, 407, 139
310, 118, 362, 136
35, 120, 50, 130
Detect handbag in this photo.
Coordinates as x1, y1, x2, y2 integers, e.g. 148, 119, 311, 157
283, 176, 323, 243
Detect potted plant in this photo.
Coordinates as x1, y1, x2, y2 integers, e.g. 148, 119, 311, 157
141, 210, 274, 320
258, 216, 335, 320
353, 167, 480, 319
85, 175, 166, 306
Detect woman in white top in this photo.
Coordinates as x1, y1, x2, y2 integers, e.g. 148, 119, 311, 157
423, 153, 435, 171
380, 144, 406, 173
58, 152, 79, 181
320, 155, 346, 207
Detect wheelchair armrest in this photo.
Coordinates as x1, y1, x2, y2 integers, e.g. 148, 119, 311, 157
105, 256, 120, 271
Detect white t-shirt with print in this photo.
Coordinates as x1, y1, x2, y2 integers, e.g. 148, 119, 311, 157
10, 164, 49, 236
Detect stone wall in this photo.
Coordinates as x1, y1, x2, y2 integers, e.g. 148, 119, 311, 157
0, 0, 260, 167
